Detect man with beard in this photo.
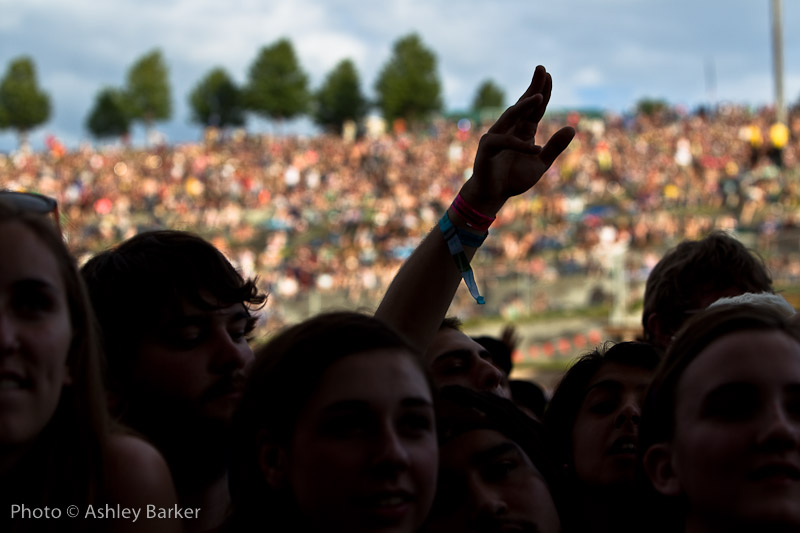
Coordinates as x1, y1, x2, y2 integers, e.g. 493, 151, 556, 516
82, 230, 266, 533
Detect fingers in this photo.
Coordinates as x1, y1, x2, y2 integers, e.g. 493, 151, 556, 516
479, 132, 544, 156
496, 67, 556, 138
538, 126, 576, 166
531, 73, 553, 123
488, 94, 543, 134
516, 65, 547, 103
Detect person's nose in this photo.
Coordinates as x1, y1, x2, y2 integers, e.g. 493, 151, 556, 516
469, 478, 508, 522
0, 311, 19, 356
473, 356, 505, 393
210, 330, 253, 373
615, 396, 642, 429
372, 425, 411, 476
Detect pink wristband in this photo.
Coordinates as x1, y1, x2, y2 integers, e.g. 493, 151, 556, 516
451, 194, 496, 232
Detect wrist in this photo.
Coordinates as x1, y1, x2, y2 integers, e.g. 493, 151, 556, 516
458, 175, 506, 216
445, 206, 488, 245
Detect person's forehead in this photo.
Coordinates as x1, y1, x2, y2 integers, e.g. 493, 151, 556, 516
586, 362, 652, 392
154, 299, 247, 327
307, 349, 432, 408
426, 328, 485, 363
442, 428, 524, 466
678, 329, 800, 400
178, 299, 246, 316
0, 221, 64, 291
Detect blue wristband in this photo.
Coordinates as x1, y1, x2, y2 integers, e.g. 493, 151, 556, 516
439, 212, 485, 305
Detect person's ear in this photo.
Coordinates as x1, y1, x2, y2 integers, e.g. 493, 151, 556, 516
646, 312, 671, 348
643, 443, 681, 496
257, 430, 288, 489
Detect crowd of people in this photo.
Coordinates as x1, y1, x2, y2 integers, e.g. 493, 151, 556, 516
2, 63, 800, 533
1, 92, 799, 329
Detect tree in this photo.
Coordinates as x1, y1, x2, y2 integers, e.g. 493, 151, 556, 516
313, 59, 368, 134
86, 87, 133, 140
245, 38, 309, 122
471, 80, 505, 112
0, 56, 51, 146
188, 67, 244, 129
636, 97, 668, 117
125, 49, 171, 127
374, 33, 442, 126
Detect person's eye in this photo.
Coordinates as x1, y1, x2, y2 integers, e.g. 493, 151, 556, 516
703, 392, 759, 421
163, 327, 205, 349
437, 360, 467, 376
320, 414, 372, 438
13, 289, 57, 318
588, 398, 618, 415
397, 413, 434, 437
483, 458, 520, 482
229, 316, 257, 343
786, 394, 800, 421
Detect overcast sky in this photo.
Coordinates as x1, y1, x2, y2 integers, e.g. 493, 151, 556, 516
0, 0, 798, 152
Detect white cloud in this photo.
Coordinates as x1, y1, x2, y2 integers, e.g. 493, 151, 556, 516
1, 0, 798, 151
572, 67, 605, 87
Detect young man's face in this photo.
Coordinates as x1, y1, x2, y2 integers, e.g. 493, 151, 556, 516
425, 328, 510, 398
423, 428, 560, 533
128, 299, 255, 431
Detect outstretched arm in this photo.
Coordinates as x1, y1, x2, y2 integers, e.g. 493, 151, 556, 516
376, 65, 575, 352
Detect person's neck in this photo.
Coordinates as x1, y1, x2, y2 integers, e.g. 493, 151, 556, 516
0, 444, 28, 478
576, 485, 638, 533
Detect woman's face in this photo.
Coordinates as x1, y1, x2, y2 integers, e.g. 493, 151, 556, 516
282, 349, 437, 532
668, 329, 800, 530
571, 362, 651, 489
0, 221, 72, 449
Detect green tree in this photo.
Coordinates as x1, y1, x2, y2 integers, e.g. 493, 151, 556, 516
374, 33, 442, 126
636, 97, 668, 117
0, 56, 51, 146
188, 67, 244, 129
86, 87, 133, 140
471, 79, 505, 112
125, 49, 171, 127
313, 59, 368, 134
245, 38, 309, 122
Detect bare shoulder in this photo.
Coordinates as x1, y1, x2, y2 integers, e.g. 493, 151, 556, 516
106, 433, 175, 490
106, 434, 182, 533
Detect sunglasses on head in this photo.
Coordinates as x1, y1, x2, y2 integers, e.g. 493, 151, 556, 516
0, 190, 62, 238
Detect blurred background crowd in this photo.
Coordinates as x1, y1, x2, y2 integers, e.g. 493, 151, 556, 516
2, 103, 799, 339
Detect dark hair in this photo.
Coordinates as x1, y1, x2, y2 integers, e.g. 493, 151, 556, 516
473, 335, 513, 375
544, 341, 661, 470
642, 231, 772, 344
227, 311, 429, 531
637, 304, 800, 531
80, 230, 266, 398
436, 385, 558, 489
0, 202, 109, 529
510, 379, 547, 420
440, 316, 463, 331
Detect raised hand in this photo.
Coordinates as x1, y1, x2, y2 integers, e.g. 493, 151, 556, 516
460, 65, 575, 215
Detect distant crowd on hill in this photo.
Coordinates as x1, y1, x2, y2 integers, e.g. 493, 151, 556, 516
1, 103, 799, 329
